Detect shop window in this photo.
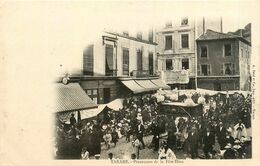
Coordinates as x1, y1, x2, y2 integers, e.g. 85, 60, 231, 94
85, 89, 98, 104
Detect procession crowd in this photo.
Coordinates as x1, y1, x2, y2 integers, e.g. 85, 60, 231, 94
54, 90, 252, 160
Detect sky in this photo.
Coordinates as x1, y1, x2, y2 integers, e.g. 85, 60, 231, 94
0, 1, 255, 76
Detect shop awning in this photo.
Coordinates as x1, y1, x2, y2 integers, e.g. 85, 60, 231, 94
56, 83, 97, 113
106, 98, 124, 111
80, 104, 106, 119
135, 79, 160, 91
121, 80, 147, 94
150, 79, 171, 90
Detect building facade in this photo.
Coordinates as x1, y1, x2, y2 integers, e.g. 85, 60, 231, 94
196, 29, 251, 91
156, 17, 222, 89
80, 30, 160, 104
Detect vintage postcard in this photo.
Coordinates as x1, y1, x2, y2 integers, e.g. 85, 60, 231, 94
0, 0, 259, 166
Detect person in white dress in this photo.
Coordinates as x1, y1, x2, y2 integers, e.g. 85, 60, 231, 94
158, 142, 177, 160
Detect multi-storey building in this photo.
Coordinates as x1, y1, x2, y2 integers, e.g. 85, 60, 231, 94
196, 29, 251, 91
156, 17, 222, 89
79, 30, 170, 104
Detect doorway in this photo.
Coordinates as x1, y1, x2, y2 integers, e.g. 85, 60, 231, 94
214, 82, 221, 91
103, 88, 111, 103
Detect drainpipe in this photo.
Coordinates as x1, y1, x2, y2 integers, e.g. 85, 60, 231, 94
115, 34, 118, 76
194, 18, 198, 89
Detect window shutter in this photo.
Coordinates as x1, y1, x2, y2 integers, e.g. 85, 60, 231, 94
207, 64, 210, 75
221, 63, 224, 75
197, 65, 201, 75
232, 63, 235, 75
209, 64, 212, 75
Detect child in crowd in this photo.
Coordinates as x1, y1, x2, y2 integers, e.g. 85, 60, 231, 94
132, 135, 141, 159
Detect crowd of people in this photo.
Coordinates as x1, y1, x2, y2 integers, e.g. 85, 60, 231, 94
54, 89, 252, 160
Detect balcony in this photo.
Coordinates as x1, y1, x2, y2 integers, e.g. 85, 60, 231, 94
105, 69, 117, 76
160, 69, 189, 84
130, 70, 157, 78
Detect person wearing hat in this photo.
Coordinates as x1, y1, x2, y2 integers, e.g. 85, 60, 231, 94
132, 134, 141, 159
223, 143, 236, 159
224, 131, 235, 146
135, 120, 145, 149
151, 119, 160, 151
187, 126, 199, 159
70, 113, 77, 126
202, 127, 215, 159
233, 139, 243, 158
216, 121, 227, 150
94, 154, 100, 160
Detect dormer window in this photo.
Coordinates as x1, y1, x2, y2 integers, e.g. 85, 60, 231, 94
181, 18, 188, 26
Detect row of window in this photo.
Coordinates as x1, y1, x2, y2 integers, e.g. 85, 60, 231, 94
198, 63, 236, 76
122, 30, 154, 42
165, 58, 189, 70
165, 18, 189, 28
200, 44, 232, 57
165, 34, 189, 50
123, 48, 154, 76
83, 44, 154, 76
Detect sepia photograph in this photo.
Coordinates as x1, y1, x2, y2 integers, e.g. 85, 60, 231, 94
55, 14, 252, 161
0, 0, 259, 165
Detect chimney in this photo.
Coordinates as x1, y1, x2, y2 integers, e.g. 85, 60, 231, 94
203, 17, 205, 34
239, 29, 243, 37
220, 17, 223, 33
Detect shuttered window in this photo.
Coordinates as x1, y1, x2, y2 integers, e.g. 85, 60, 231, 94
201, 46, 208, 57
166, 59, 173, 70
181, 34, 189, 48
165, 35, 172, 50
137, 49, 143, 71
201, 64, 210, 76
83, 45, 94, 75
122, 48, 129, 75
223, 63, 236, 75
149, 53, 154, 75
105, 44, 114, 76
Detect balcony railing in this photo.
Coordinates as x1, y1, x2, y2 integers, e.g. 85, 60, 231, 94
131, 70, 150, 78
105, 69, 117, 76
160, 70, 189, 84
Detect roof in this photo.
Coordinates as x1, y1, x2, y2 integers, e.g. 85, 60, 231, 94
56, 83, 97, 112
197, 29, 251, 45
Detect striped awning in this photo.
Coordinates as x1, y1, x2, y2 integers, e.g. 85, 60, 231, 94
56, 83, 97, 113
150, 79, 171, 90
135, 79, 160, 91
120, 80, 147, 94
